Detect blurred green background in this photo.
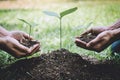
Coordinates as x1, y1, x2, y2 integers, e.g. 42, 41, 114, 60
0, 0, 120, 66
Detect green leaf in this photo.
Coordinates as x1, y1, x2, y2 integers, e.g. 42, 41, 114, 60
18, 19, 31, 26
60, 7, 78, 18
43, 11, 60, 18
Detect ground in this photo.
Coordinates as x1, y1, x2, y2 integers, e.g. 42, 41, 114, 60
0, 49, 120, 80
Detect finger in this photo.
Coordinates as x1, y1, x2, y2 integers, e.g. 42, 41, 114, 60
30, 45, 40, 55
34, 46, 40, 53
23, 33, 33, 40
75, 38, 87, 49
29, 44, 40, 54
14, 42, 30, 53
12, 48, 28, 58
94, 39, 109, 51
20, 37, 25, 43
87, 36, 102, 47
15, 44, 40, 57
81, 29, 92, 36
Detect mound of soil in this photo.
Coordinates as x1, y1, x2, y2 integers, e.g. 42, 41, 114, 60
0, 49, 120, 80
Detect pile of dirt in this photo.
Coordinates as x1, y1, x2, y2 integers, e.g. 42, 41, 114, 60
0, 49, 120, 80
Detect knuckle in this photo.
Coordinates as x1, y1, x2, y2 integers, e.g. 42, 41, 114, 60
22, 47, 30, 53
89, 42, 94, 46
105, 31, 112, 36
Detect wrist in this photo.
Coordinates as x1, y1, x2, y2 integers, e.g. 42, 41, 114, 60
108, 20, 120, 30
103, 27, 110, 31
107, 25, 116, 30
0, 27, 10, 37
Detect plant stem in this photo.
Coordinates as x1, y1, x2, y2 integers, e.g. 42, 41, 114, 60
60, 18, 62, 49
29, 25, 32, 41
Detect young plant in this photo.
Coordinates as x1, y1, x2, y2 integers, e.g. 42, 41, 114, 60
18, 19, 33, 41
43, 7, 78, 49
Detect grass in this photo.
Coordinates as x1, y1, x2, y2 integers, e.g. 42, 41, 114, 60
0, 0, 120, 66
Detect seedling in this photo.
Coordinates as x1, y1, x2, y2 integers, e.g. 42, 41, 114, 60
18, 19, 33, 41
43, 7, 78, 49
18, 19, 39, 48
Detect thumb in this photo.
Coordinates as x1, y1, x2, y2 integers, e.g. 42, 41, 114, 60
81, 28, 92, 36
86, 37, 101, 47
23, 33, 33, 40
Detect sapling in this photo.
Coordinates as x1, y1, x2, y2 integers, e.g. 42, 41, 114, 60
18, 19, 38, 47
43, 7, 78, 49
18, 19, 33, 41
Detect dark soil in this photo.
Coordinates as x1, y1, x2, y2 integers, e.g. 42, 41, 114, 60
79, 33, 96, 43
0, 49, 120, 80
20, 39, 39, 48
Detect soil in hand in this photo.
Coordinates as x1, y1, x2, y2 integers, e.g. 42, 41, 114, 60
0, 49, 120, 80
20, 39, 39, 48
79, 33, 96, 43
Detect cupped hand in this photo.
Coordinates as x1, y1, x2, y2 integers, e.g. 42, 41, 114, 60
86, 30, 115, 52
75, 30, 115, 52
0, 36, 40, 58
9, 31, 33, 42
81, 26, 108, 36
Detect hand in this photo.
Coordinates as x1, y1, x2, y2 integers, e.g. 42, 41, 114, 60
86, 30, 115, 52
81, 26, 108, 36
75, 30, 115, 52
9, 31, 33, 42
75, 26, 108, 51
0, 36, 40, 58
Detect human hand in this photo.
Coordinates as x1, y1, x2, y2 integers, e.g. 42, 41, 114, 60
0, 36, 40, 58
75, 26, 108, 51
9, 31, 33, 43
81, 26, 108, 36
75, 30, 115, 52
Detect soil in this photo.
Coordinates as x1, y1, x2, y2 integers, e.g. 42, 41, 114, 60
0, 49, 120, 80
20, 39, 39, 48
79, 33, 96, 43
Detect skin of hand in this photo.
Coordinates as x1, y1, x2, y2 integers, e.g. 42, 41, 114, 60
0, 36, 40, 58
9, 31, 40, 51
86, 30, 115, 52
0, 26, 9, 37
0, 27, 33, 42
9, 31, 33, 43
81, 26, 108, 36
0, 27, 40, 58
75, 19, 120, 52
75, 27, 115, 52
